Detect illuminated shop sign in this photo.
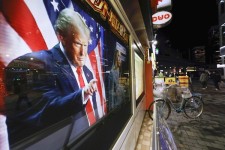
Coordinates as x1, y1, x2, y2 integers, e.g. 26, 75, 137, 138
85, 0, 129, 44
157, 0, 172, 10
152, 11, 172, 28
217, 64, 225, 68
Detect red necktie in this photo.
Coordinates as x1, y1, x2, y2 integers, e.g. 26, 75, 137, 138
76, 67, 96, 125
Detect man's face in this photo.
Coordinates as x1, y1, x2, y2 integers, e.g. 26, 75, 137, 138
62, 32, 89, 67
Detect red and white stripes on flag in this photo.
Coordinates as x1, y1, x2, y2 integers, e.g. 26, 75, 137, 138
88, 41, 107, 117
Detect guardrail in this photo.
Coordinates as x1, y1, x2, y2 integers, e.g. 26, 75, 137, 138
151, 100, 177, 150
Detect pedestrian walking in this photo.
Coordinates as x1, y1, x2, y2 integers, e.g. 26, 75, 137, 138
199, 71, 209, 89
211, 71, 222, 90
159, 71, 164, 78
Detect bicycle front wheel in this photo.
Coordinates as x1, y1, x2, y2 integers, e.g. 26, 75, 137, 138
148, 99, 171, 120
184, 96, 204, 119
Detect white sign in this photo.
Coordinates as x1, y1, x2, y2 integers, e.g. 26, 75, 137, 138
217, 64, 225, 68
152, 11, 172, 28
157, 0, 172, 10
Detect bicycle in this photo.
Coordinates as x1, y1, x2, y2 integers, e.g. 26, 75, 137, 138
148, 84, 204, 120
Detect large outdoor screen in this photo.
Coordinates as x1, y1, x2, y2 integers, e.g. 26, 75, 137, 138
0, 0, 131, 149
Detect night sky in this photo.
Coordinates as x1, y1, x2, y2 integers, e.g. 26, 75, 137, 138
157, 0, 218, 49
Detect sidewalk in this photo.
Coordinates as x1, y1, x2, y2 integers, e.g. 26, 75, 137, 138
166, 79, 225, 150
135, 113, 153, 150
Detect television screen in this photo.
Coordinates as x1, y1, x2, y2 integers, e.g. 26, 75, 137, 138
0, 0, 131, 148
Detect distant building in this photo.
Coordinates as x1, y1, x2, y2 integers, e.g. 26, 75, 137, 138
218, 0, 225, 78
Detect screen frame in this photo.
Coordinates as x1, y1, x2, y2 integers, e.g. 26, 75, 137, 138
2, 1, 132, 149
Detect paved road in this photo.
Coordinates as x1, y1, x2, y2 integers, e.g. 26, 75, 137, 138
166, 79, 225, 150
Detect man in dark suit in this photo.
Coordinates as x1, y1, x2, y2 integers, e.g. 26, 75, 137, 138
5, 8, 102, 141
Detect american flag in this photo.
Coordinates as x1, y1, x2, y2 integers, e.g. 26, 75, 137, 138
0, 0, 107, 117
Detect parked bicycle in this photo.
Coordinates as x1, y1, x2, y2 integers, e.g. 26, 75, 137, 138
148, 84, 204, 120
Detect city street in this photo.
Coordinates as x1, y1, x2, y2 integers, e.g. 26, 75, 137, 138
167, 79, 225, 150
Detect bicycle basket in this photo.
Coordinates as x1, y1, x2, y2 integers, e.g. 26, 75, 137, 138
180, 87, 192, 99
165, 84, 181, 102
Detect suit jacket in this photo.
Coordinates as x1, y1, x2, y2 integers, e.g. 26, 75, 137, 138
6, 44, 98, 140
